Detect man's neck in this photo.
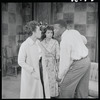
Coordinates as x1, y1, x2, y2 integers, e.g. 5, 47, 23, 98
60, 29, 66, 37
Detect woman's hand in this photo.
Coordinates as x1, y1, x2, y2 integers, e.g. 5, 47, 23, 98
31, 69, 39, 80
32, 72, 39, 80
56, 76, 61, 82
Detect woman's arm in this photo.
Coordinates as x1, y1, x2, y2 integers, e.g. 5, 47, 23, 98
18, 44, 34, 74
55, 40, 60, 61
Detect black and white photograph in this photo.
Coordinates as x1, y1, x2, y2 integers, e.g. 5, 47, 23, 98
1, 1, 98, 99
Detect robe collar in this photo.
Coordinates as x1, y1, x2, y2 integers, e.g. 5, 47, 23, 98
27, 37, 36, 46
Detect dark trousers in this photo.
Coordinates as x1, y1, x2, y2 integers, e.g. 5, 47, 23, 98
39, 57, 46, 99
59, 56, 91, 98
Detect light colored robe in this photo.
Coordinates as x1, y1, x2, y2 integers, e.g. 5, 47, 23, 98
18, 37, 50, 99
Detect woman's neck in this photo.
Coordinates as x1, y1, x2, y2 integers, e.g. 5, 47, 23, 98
45, 38, 51, 42
30, 35, 37, 42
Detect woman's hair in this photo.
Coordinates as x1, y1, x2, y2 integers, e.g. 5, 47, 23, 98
41, 25, 54, 41
23, 20, 39, 36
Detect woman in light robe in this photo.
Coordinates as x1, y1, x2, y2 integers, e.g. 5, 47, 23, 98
18, 21, 50, 99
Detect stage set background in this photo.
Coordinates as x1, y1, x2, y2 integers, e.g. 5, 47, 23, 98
2, 2, 98, 66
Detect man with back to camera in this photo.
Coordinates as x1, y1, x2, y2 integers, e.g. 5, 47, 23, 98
53, 19, 91, 98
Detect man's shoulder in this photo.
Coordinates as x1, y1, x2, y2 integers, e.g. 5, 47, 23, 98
69, 29, 80, 33
67, 29, 81, 37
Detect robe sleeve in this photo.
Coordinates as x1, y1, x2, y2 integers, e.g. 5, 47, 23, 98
55, 40, 60, 60
18, 44, 33, 74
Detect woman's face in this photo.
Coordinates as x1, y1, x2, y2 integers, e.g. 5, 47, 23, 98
45, 30, 53, 39
35, 26, 41, 38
